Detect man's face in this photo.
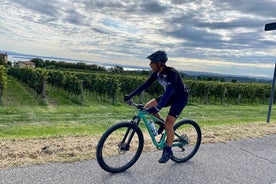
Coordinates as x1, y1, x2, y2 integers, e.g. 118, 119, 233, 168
149, 61, 160, 72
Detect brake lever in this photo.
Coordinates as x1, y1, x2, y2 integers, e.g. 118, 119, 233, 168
137, 104, 145, 110
127, 100, 145, 110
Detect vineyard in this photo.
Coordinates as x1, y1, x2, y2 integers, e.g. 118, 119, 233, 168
0, 65, 7, 104
1, 67, 273, 105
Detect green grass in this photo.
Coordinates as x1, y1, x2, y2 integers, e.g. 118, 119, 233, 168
1, 103, 275, 139
184, 104, 271, 125
0, 76, 275, 139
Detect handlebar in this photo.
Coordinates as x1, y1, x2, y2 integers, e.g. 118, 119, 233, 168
126, 100, 145, 110
127, 100, 165, 124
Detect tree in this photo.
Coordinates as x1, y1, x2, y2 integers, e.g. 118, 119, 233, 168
109, 65, 124, 73
31, 58, 45, 67
7, 61, 12, 67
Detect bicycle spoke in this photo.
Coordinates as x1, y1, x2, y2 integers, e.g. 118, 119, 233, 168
96, 122, 144, 173
171, 120, 201, 163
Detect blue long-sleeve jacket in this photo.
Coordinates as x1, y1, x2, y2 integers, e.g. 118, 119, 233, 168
129, 66, 187, 110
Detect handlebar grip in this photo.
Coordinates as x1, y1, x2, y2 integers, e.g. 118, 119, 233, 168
127, 100, 145, 110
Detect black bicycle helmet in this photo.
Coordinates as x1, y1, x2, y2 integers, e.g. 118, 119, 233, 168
146, 50, 168, 63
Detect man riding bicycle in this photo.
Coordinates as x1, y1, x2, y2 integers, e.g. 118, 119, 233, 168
124, 50, 188, 163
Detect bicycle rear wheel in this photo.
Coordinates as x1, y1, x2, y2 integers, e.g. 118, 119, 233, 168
96, 122, 144, 173
171, 120, 202, 163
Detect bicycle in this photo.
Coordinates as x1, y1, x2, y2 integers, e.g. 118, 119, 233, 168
96, 100, 202, 173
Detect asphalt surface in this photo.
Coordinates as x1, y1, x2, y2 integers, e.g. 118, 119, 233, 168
1, 135, 275, 184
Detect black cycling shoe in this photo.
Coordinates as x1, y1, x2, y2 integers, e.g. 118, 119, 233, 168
158, 146, 172, 163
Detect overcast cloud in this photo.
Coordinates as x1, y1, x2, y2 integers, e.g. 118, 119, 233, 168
0, 0, 275, 78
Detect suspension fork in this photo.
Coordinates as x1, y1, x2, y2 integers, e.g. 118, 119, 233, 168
120, 116, 140, 150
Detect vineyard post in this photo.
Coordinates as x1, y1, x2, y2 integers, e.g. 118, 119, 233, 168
42, 75, 47, 104
267, 61, 276, 123
265, 22, 276, 123
0, 81, 2, 104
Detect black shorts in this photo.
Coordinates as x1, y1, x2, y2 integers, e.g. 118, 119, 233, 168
155, 94, 188, 118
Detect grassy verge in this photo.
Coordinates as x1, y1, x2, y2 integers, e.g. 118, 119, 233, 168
1, 102, 275, 139
1, 103, 275, 139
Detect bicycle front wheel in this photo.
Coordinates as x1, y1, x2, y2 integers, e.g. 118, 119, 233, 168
96, 122, 144, 173
171, 120, 202, 163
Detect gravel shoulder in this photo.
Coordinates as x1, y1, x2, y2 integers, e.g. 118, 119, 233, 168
1, 122, 275, 169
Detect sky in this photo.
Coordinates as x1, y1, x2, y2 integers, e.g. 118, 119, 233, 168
0, 0, 276, 78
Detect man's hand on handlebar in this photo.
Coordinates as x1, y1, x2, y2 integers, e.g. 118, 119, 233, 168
124, 95, 132, 105
124, 96, 159, 113
124, 95, 131, 102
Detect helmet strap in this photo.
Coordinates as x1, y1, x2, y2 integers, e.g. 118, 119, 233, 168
157, 63, 165, 73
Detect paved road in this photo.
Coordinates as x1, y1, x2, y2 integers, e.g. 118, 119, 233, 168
1, 135, 276, 184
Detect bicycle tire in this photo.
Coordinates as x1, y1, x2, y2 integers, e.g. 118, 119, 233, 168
171, 120, 202, 163
96, 122, 144, 173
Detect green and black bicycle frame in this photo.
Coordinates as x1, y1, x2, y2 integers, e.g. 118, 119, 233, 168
128, 108, 188, 150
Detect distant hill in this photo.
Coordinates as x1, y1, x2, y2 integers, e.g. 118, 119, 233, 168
182, 70, 271, 83
1, 50, 272, 83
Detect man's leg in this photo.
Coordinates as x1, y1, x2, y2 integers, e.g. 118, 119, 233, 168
145, 99, 165, 134
145, 99, 162, 119
158, 94, 187, 163
158, 115, 176, 163
164, 115, 176, 147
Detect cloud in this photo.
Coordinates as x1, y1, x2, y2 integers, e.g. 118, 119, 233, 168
139, 1, 168, 14
63, 9, 88, 26
0, 0, 276, 78
10, 0, 60, 17
217, 0, 276, 18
